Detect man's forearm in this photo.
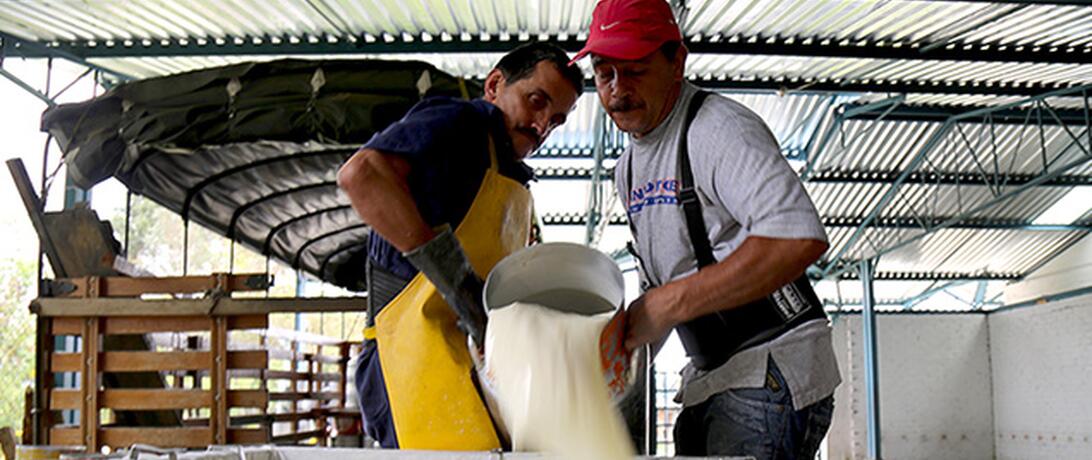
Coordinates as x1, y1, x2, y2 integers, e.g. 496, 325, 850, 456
669, 236, 827, 324
337, 148, 435, 252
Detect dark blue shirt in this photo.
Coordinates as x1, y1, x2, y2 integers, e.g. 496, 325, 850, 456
363, 96, 534, 280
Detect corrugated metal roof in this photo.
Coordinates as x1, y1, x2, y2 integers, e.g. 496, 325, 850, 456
5, 0, 1090, 50
2, 0, 1090, 308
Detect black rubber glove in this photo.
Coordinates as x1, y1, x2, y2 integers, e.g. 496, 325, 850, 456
403, 227, 488, 348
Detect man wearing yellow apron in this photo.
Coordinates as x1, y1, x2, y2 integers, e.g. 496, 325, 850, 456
336, 43, 583, 450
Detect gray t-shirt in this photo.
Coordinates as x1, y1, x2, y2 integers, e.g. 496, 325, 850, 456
615, 81, 840, 410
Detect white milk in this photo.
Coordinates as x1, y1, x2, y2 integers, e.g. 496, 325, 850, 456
484, 302, 634, 460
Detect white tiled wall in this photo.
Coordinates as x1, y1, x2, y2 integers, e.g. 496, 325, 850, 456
988, 293, 1092, 460
829, 314, 995, 460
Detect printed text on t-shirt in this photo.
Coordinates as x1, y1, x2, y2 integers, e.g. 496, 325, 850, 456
628, 179, 678, 214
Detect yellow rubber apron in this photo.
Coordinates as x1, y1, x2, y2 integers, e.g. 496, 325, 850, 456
373, 140, 531, 450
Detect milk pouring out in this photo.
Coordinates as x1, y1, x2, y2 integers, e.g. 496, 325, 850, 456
479, 243, 637, 460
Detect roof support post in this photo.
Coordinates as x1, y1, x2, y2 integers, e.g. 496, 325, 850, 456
0, 67, 55, 107
972, 280, 989, 310
859, 258, 882, 460
585, 105, 608, 245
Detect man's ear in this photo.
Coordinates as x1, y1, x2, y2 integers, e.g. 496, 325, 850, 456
673, 45, 689, 81
484, 69, 506, 102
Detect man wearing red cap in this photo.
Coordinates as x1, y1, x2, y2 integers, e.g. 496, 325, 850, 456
573, 0, 839, 458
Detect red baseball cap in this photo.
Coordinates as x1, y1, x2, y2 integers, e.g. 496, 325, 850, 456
571, 0, 683, 64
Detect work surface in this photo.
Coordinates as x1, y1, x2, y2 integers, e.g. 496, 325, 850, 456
129, 446, 751, 460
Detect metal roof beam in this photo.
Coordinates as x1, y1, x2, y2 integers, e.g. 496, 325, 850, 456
824, 216, 1092, 231
534, 166, 1092, 187
542, 213, 1092, 231
566, 78, 1076, 97
534, 167, 613, 181
953, 1, 1092, 5
541, 213, 626, 226
820, 84, 1092, 280
808, 171, 1092, 187
16, 34, 1090, 64
817, 271, 1021, 281
533, 146, 622, 159
1, 31, 133, 81
902, 280, 971, 310
802, 96, 905, 180
845, 103, 1092, 125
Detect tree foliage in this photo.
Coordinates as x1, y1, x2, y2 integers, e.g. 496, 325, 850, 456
0, 257, 37, 434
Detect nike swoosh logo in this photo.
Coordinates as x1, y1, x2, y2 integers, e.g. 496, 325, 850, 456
599, 20, 622, 31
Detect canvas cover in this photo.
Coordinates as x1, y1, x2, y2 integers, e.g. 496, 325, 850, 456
42, 59, 480, 290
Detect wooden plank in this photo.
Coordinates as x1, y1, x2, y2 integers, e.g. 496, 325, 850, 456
228, 315, 268, 330
36, 317, 54, 444
48, 428, 80, 446
269, 392, 341, 402
50, 389, 79, 410
56, 389, 211, 410
267, 412, 327, 423
55, 351, 256, 373
33, 297, 369, 317
6, 159, 69, 278
102, 351, 209, 372
81, 318, 100, 451
262, 371, 341, 382
228, 414, 269, 425
102, 316, 212, 334
290, 342, 299, 435
51, 318, 82, 336
228, 428, 268, 445
227, 350, 268, 370
99, 428, 210, 448
51, 353, 80, 372
267, 349, 343, 364
227, 390, 268, 408
210, 317, 228, 445
271, 430, 325, 444
55, 274, 271, 298
338, 342, 350, 409
100, 390, 209, 410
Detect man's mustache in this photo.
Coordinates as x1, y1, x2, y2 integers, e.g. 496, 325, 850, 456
608, 99, 643, 112
517, 127, 543, 147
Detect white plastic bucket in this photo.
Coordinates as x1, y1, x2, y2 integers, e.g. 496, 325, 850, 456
483, 242, 623, 315
477, 242, 628, 443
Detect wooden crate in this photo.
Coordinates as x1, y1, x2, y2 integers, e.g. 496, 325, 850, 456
34, 285, 361, 451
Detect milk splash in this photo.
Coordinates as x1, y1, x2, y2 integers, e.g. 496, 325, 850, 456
483, 302, 635, 460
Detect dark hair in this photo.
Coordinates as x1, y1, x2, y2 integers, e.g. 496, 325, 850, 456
494, 42, 585, 95
659, 41, 683, 60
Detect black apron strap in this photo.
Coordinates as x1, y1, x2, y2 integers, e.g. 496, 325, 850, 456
671, 90, 827, 370
677, 91, 717, 268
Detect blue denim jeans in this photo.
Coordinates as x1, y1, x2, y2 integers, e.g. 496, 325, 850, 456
354, 340, 398, 448
674, 358, 834, 459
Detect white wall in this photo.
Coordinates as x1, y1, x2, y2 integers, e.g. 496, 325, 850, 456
828, 314, 995, 460
988, 293, 1092, 460
1004, 234, 1092, 305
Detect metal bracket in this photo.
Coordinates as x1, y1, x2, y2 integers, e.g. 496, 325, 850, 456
40, 279, 77, 297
